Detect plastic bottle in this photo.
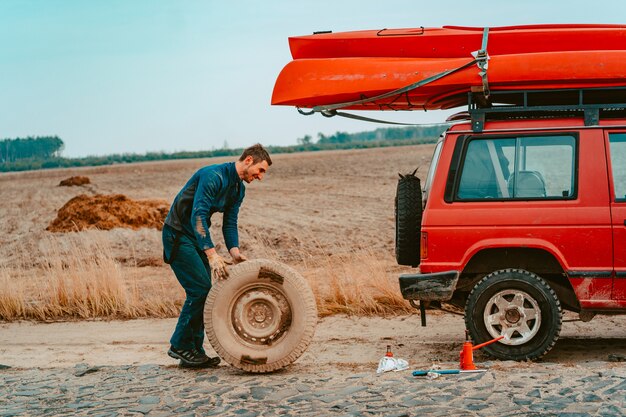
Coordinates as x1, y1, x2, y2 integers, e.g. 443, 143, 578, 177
385, 345, 393, 357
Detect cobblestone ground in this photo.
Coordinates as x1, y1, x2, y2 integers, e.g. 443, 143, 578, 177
1, 361, 625, 417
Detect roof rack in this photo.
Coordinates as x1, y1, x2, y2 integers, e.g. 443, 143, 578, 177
467, 87, 626, 132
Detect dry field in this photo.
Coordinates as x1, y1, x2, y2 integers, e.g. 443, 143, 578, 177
3, 144, 626, 415
0, 145, 435, 321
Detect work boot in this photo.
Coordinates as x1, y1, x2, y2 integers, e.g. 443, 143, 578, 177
179, 356, 221, 369
167, 346, 209, 366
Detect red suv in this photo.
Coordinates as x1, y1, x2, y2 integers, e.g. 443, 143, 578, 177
397, 88, 626, 360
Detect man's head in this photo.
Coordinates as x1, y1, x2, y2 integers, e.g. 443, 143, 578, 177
237, 143, 272, 183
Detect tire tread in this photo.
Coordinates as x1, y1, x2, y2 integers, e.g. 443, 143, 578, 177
205, 259, 317, 373
395, 173, 422, 266
464, 268, 562, 361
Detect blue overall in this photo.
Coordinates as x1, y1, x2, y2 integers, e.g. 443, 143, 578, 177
162, 162, 245, 352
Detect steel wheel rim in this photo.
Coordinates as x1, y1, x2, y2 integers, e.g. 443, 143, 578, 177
231, 284, 292, 346
483, 289, 541, 345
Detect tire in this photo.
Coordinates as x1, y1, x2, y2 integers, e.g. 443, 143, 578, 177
204, 259, 318, 373
464, 269, 562, 361
395, 171, 422, 267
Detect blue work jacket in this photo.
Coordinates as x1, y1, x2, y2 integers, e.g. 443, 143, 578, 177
164, 162, 245, 250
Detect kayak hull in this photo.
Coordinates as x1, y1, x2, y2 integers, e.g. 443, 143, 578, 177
290, 24, 626, 59
271, 51, 626, 111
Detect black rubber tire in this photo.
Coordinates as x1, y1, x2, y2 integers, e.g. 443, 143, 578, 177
395, 172, 422, 267
204, 259, 318, 373
464, 269, 562, 361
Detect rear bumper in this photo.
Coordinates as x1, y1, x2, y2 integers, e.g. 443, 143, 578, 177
399, 270, 460, 301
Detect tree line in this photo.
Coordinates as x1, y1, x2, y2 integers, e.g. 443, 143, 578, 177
1, 124, 448, 172
299, 124, 449, 145
0, 136, 64, 163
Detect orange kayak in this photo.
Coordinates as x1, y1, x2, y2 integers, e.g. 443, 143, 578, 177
271, 50, 626, 111
289, 24, 626, 59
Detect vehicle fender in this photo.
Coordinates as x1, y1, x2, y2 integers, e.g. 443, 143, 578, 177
460, 238, 569, 272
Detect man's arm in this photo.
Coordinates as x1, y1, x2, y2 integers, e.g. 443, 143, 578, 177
223, 187, 246, 263
191, 172, 221, 251
192, 172, 232, 279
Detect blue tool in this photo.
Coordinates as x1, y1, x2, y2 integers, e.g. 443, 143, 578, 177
412, 369, 486, 376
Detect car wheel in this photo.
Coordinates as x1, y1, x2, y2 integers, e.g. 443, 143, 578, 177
464, 268, 562, 361
204, 259, 318, 373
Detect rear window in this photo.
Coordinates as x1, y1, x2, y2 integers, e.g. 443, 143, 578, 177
609, 133, 626, 202
456, 135, 576, 200
423, 139, 443, 207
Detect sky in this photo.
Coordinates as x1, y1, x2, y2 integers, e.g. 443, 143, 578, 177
2, 0, 626, 157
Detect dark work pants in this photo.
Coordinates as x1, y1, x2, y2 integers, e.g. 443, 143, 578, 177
162, 224, 212, 352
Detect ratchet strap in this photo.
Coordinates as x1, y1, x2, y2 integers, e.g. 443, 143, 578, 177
472, 27, 490, 98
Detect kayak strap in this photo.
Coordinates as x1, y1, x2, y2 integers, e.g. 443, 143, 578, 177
472, 27, 490, 99
298, 107, 426, 125
296, 27, 491, 124
325, 109, 425, 125
308, 58, 478, 113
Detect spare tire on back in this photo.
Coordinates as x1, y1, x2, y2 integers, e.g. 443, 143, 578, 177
204, 259, 318, 373
395, 170, 422, 267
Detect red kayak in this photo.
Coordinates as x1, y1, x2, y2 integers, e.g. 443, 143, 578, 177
289, 24, 626, 59
271, 50, 626, 110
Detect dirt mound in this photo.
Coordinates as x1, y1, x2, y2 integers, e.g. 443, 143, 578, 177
47, 194, 169, 232
59, 176, 91, 186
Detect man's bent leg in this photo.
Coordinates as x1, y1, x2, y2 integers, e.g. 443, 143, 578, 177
171, 293, 208, 351
165, 234, 212, 352
191, 248, 213, 354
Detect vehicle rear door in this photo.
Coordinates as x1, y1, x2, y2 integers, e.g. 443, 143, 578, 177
607, 131, 626, 299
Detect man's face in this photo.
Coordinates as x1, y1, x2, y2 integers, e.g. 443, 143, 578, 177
242, 156, 269, 183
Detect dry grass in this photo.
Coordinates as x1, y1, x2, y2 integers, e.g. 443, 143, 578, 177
247, 226, 415, 317
0, 146, 433, 322
0, 233, 181, 321
0, 268, 27, 320
309, 251, 414, 317
0, 236, 414, 321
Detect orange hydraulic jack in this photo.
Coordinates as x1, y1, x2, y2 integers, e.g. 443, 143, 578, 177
460, 330, 504, 370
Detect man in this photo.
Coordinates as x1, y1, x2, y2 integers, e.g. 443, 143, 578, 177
162, 143, 272, 367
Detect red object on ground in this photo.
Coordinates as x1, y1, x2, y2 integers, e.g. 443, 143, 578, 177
460, 335, 505, 371
289, 24, 626, 59
385, 345, 394, 357
460, 341, 477, 371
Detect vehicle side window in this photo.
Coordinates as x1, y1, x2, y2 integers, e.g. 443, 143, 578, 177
457, 138, 514, 199
609, 133, 626, 202
456, 135, 576, 200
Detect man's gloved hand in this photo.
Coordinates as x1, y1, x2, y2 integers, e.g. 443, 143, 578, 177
229, 247, 247, 264
207, 252, 231, 281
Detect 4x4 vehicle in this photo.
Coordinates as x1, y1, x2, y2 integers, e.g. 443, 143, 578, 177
396, 88, 626, 360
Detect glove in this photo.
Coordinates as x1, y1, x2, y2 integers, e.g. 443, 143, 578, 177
229, 248, 247, 264
231, 253, 247, 264
208, 253, 231, 281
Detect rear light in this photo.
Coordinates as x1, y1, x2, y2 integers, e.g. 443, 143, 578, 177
421, 232, 428, 259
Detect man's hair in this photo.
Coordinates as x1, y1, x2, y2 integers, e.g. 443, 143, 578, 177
239, 143, 272, 166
